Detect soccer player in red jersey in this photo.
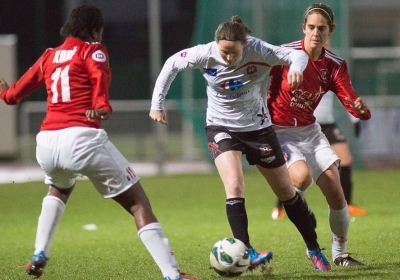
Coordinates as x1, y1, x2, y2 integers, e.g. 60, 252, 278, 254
0, 5, 197, 280
267, 3, 370, 267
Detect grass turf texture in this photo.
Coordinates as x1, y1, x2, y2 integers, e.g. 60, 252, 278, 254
1, 168, 399, 279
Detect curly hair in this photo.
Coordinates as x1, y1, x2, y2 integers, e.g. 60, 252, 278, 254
60, 5, 104, 41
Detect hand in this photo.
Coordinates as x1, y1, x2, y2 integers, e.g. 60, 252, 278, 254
354, 121, 361, 138
287, 71, 303, 89
86, 109, 111, 120
345, 97, 369, 115
149, 109, 168, 125
0, 78, 10, 91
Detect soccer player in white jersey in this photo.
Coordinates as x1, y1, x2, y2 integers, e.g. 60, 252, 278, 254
271, 92, 367, 217
150, 15, 330, 271
0, 5, 197, 280
267, 3, 370, 267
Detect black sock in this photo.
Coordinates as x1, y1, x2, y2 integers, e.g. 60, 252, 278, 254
340, 166, 352, 204
226, 198, 250, 248
282, 193, 319, 250
276, 199, 283, 209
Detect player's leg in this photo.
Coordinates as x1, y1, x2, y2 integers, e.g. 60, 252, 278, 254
26, 130, 77, 277
257, 164, 330, 271
332, 142, 367, 216
251, 125, 329, 271
271, 163, 312, 220
316, 164, 363, 266
113, 183, 192, 279
207, 126, 272, 268
214, 150, 273, 268
88, 132, 197, 280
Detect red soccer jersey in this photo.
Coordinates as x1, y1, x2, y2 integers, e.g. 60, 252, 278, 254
267, 40, 371, 127
0, 37, 112, 130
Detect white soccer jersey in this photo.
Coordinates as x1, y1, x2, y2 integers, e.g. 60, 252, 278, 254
151, 36, 308, 132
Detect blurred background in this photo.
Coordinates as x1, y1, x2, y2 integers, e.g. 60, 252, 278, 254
0, 0, 399, 173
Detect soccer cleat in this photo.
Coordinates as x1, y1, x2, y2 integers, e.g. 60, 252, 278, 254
248, 247, 273, 268
25, 251, 48, 278
303, 199, 317, 229
164, 272, 199, 280
348, 204, 367, 216
334, 253, 364, 266
307, 249, 331, 271
271, 207, 285, 220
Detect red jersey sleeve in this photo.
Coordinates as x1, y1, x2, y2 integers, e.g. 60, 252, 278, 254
85, 44, 112, 113
330, 61, 371, 120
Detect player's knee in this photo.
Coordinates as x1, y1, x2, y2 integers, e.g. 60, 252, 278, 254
292, 173, 312, 191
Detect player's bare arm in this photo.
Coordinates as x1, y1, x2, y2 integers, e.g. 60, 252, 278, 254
345, 97, 369, 115
0, 78, 10, 91
149, 109, 168, 125
86, 109, 111, 120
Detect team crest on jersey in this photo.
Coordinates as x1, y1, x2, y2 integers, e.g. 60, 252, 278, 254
204, 68, 217, 76
214, 132, 232, 143
246, 65, 257, 75
221, 79, 243, 91
319, 69, 329, 82
260, 144, 273, 156
92, 50, 106, 62
180, 51, 187, 57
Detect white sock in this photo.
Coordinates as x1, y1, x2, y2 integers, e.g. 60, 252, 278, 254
329, 205, 350, 260
294, 179, 313, 201
34, 196, 66, 257
295, 187, 308, 201
138, 222, 180, 279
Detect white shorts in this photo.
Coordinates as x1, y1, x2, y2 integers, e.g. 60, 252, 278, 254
36, 127, 140, 198
273, 123, 340, 182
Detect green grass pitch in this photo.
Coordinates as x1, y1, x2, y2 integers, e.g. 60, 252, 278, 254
1, 168, 399, 279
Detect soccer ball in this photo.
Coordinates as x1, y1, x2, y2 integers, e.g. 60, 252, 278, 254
210, 238, 250, 277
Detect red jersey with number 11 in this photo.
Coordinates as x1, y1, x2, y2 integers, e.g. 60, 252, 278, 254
267, 39, 371, 127
0, 37, 112, 130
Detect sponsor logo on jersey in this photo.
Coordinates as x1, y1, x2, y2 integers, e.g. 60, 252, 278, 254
246, 65, 257, 75
214, 132, 232, 143
53, 46, 77, 63
92, 50, 106, 62
215, 89, 249, 100
260, 144, 273, 156
221, 79, 243, 91
204, 68, 217, 76
290, 86, 324, 109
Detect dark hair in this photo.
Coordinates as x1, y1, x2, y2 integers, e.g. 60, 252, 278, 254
214, 15, 251, 44
303, 3, 336, 32
60, 5, 104, 41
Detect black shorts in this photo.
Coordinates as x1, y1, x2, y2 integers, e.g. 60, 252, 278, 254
205, 125, 286, 168
319, 123, 347, 145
